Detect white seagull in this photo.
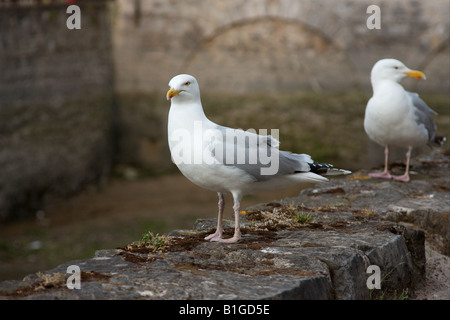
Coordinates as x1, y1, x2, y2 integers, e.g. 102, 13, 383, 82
166, 74, 350, 243
364, 59, 445, 182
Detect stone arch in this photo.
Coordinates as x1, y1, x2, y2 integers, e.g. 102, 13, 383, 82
181, 16, 356, 92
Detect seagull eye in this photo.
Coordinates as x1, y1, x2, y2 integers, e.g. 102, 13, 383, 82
394, 66, 399, 70
184, 81, 191, 86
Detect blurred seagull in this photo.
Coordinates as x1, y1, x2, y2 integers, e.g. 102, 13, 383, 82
166, 74, 350, 243
364, 58, 445, 182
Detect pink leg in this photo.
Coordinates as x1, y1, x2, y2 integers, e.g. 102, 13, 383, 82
211, 194, 242, 244
369, 145, 392, 179
205, 193, 224, 241
392, 147, 412, 182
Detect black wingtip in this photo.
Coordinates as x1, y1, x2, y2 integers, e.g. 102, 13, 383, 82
308, 162, 333, 175
434, 135, 447, 146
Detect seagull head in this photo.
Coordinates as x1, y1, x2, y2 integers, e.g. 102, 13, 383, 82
371, 59, 426, 85
166, 74, 201, 103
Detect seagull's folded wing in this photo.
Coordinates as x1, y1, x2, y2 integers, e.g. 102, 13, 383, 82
207, 126, 314, 181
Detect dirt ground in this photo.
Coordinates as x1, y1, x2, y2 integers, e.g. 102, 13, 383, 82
414, 243, 449, 300
0, 173, 448, 299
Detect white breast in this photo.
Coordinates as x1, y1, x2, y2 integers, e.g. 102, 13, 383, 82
364, 82, 428, 148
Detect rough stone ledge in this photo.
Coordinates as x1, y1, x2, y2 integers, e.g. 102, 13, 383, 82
0, 221, 425, 300
0, 157, 447, 300
0, 218, 424, 300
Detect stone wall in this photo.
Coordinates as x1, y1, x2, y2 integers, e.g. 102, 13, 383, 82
114, 0, 449, 94
0, 2, 116, 221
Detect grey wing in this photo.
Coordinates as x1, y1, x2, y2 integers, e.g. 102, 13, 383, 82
407, 91, 437, 143
208, 126, 313, 181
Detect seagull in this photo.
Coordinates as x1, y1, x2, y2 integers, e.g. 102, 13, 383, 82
364, 59, 445, 182
166, 74, 351, 243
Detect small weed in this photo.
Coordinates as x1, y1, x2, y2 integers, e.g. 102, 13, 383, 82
294, 212, 313, 224
369, 258, 409, 300
393, 288, 409, 300
375, 288, 409, 300
130, 232, 170, 253
290, 203, 314, 224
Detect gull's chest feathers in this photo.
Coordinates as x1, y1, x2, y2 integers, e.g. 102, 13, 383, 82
364, 82, 429, 147
366, 82, 410, 124
168, 102, 204, 138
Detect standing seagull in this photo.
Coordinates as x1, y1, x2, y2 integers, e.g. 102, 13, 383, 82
364, 59, 445, 182
166, 74, 350, 243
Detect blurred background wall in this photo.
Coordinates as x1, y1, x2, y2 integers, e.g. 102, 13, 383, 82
0, 1, 116, 221
114, 0, 449, 93
0, 0, 448, 222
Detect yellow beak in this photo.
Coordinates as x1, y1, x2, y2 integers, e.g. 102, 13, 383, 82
166, 88, 182, 100
404, 69, 426, 80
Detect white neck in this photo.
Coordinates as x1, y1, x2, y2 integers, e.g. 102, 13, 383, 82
371, 78, 403, 96
168, 98, 212, 135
